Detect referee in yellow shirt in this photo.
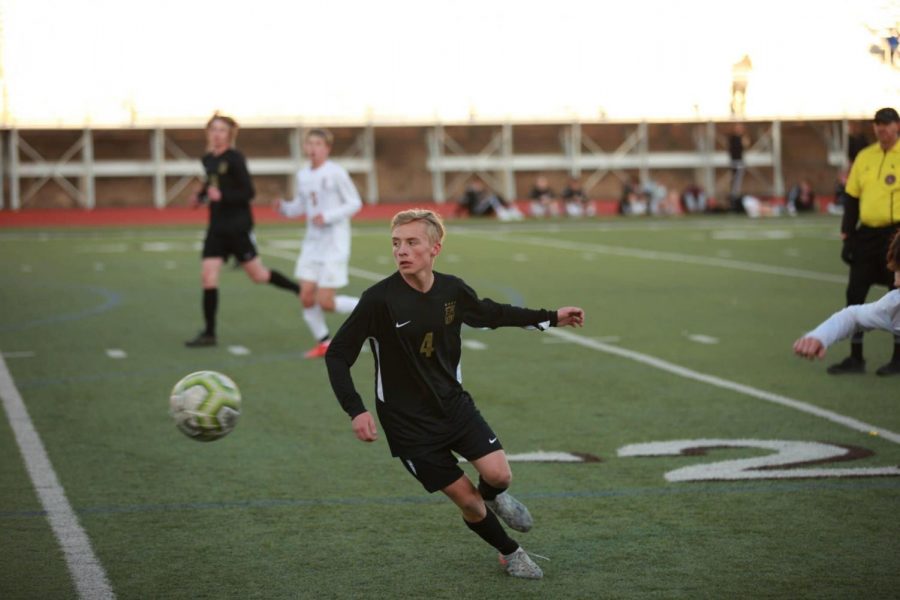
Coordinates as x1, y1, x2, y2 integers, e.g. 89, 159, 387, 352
829, 107, 900, 375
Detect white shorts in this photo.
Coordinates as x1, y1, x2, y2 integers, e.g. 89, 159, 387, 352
295, 254, 349, 288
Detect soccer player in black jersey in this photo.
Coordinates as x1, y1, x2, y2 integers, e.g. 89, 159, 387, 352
325, 209, 584, 579
184, 114, 300, 347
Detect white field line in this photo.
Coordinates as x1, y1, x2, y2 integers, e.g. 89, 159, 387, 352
261, 247, 899, 443
546, 328, 900, 444
0, 354, 115, 599
2, 351, 36, 358
457, 232, 846, 284
228, 345, 251, 356
105, 349, 127, 359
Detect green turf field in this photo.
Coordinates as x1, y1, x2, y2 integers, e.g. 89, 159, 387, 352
1, 215, 899, 599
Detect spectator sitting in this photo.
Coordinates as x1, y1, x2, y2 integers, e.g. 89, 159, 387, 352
641, 179, 668, 215
620, 176, 648, 216
456, 178, 523, 221
529, 175, 560, 217
561, 176, 595, 217
681, 183, 708, 213
786, 179, 816, 215
828, 170, 848, 215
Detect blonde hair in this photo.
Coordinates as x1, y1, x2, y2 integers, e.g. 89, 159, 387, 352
306, 128, 334, 147
206, 112, 239, 148
391, 209, 445, 245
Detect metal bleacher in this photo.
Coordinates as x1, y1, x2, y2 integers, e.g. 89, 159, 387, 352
1, 118, 858, 209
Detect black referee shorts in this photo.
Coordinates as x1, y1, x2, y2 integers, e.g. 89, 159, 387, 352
398, 412, 504, 493
202, 230, 259, 263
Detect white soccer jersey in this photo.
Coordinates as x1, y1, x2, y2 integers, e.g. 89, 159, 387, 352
807, 289, 900, 348
279, 160, 362, 261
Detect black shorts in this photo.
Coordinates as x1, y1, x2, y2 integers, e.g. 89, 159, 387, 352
202, 230, 258, 263
398, 412, 503, 493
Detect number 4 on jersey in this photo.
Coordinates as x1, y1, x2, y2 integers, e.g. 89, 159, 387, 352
420, 332, 434, 358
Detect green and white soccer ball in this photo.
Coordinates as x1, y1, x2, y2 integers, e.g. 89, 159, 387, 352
169, 370, 241, 441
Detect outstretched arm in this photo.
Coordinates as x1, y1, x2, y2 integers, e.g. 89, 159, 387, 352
793, 291, 900, 360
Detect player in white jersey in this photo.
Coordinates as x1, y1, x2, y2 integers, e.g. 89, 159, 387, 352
794, 232, 900, 364
276, 129, 363, 358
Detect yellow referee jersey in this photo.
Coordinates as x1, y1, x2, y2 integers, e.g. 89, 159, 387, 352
846, 140, 900, 227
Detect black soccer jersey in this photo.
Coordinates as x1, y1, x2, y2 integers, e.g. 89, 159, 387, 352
200, 148, 256, 234
325, 271, 557, 457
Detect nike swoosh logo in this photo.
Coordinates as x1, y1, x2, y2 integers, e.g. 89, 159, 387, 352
489, 437, 498, 444
395, 320, 411, 328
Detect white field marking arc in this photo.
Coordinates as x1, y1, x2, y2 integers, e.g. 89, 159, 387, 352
455, 232, 846, 284
259, 248, 899, 444
0, 354, 116, 599
546, 327, 900, 444
462, 339, 488, 350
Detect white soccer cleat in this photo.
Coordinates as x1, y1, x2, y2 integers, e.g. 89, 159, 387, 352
499, 547, 543, 580
485, 492, 533, 532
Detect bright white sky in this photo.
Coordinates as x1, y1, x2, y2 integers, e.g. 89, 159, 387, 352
1, 0, 898, 126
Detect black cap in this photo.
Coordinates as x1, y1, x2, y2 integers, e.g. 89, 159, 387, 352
874, 107, 900, 123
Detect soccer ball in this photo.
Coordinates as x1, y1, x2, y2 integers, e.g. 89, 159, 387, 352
169, 370, 241, 441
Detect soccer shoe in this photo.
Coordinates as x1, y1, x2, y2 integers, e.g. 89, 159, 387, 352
185, 332, 217, 348
875, 360, 900, 377
485, 492, 533, 532
303, 340, 330, 359
499, 547, 543, 580
826, 356, 865, 375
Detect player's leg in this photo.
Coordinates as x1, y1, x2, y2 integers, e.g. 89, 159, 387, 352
441, 477, 541, 579
316, 287, 358, 315
400, 453, 541, 580
235, 233, 299, 293
456, 413, 533, 533
471, 450, 533, 533
186, 256, 222, 347
317, 260, 358, 314
299, 278, 330, 358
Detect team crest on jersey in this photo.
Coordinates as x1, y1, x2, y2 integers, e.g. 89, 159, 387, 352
887, 174, 897, 185
444, 301, 456, 325
218, 161, 228, 175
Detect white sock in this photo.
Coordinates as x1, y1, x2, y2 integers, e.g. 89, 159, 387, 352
334, 295, 359, 314
303, 304, 329, 341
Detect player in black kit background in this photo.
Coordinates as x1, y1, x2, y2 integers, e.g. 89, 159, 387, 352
325, 209, 584, 580
184, 113, 300, 347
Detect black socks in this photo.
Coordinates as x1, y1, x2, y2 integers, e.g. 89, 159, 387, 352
203, 288, 218, 336
268, 270, 300, 294
477, 476, 507, 502
464, 511, 518, 555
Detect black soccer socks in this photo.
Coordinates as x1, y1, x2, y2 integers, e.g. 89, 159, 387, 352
268, 270, 300, 294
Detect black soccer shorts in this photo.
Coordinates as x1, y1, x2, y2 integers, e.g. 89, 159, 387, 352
201, 230, 258, 263
398, 412, 504, 493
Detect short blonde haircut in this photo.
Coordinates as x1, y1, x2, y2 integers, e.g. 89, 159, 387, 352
206, 112, 239, 147
306, 128, 334, 147
391, 209, 445, 245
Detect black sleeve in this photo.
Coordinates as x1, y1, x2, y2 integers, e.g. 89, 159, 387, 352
841, 193, 860, 237
221, 151, 256, 205
325, 291, 376, 419
458, 280, 557, 329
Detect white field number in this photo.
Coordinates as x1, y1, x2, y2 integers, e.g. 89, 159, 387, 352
617, 439, 900, 482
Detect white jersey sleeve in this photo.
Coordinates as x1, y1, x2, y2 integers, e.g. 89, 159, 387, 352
321, 166, 362, 225
806, 290, 900, 348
